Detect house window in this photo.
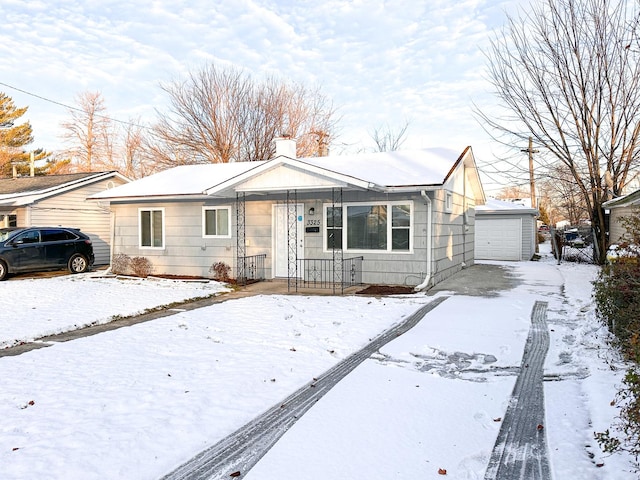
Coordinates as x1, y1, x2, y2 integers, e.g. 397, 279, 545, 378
326, 206, 342, 248
347, 205, 388, 250
139, 208, 164, 248
0, 214, 17, 227
391, 204, 410, 250
445, 192, 453, 213
324, 202, 412, 252
203, 207, 231, 238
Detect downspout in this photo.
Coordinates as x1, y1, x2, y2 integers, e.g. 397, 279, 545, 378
415, 190, 432, 291
109, 208, 116, 272
462, 160, 467, 267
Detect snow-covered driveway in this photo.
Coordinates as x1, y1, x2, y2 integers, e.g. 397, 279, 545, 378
0, 249, 636, 479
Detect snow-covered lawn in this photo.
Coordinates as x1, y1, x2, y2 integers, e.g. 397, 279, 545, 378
0, 274, 231, 348
0, 245, 636, 479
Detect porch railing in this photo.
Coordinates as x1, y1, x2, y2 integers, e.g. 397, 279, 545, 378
296, 256, 364, 292
236, 254, 266, 286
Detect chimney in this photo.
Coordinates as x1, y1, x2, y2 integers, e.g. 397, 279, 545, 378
274, 136, 297, 159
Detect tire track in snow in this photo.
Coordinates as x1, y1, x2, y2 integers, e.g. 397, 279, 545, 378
160, 296, 449, 480
484, 300, 552, 480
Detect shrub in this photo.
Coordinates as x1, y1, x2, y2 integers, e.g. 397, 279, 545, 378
111, 253, 131, 275
595, 208, 640, 347
594, 209, 640, 468
209, 261, 231, 282
594, 258, 640, 345
130, 256, 153, 278
595, 358, 640, 469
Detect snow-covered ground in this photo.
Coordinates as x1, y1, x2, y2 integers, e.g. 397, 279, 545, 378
0, 274, 231, 349
0, 244, 635, 479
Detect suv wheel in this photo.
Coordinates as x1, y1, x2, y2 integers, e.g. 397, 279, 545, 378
68, 254, 89, 274
0, 260, 7, 281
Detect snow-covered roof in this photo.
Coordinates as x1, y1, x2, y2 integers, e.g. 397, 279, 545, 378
90, 163, 259, 200
90, 148, 474, 201
602, 188, 640, 209
299, 148, 461, 187
476, 198, 538, 215
0, 171, 129, 206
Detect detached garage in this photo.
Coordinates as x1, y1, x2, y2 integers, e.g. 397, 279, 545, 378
475, 198, 538, 261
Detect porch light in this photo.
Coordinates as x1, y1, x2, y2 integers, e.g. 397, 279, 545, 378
308, 207, 315, 215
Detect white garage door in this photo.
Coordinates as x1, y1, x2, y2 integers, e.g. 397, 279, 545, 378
475, 218, 522, 261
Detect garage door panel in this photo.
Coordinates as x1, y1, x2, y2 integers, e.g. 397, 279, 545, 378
475, 218, 521, 261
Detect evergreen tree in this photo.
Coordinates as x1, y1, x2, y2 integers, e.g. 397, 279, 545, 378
0, 92, 35, 176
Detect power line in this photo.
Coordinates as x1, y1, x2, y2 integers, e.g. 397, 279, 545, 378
0, 80, 150, 130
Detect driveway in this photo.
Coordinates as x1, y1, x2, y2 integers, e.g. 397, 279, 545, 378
0, 257, 629, 479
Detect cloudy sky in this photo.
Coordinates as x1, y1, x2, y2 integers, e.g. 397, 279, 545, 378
0, 0, 530, 191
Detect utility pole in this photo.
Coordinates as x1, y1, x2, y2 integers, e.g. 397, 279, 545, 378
521, 136, 539, 209
522, 136, 540, 253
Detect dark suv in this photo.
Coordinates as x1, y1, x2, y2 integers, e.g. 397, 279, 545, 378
0, 227, 95, 281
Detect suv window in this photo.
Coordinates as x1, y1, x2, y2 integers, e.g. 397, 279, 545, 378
12, 230, 40, 244
41, 229, 77, 242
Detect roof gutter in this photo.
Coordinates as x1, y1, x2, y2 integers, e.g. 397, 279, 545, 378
87, 194, 211, 203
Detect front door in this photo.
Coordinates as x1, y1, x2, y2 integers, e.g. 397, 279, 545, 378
273, 204, 304, 277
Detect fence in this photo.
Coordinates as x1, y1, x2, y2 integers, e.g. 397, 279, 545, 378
550, 226, 596, 264
297, 256, 364, 292
236, 254, 266, 286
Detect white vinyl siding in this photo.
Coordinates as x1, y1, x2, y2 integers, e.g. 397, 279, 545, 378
23, 177, 127, 265
609, 206, 636, 244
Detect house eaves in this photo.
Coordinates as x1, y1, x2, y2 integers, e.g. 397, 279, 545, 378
0, 171, 129, 207
476, 207, 538, 216
382, 184, 443, 194
105, 194, 212, 204
602, 189, 640, 209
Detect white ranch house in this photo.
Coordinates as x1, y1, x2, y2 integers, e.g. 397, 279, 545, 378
90, 140, 486, 289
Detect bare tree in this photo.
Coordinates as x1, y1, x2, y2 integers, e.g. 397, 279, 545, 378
61, 91, 114, 171
540, 163, 590, 225
150, 63, 338, 166
370, 121, 410, 152
496, 185, 531, 201
121, 119, 148, 179
476, 0, 640, 262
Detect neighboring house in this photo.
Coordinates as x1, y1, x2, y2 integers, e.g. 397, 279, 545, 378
475, 198, 538, 261
603, 189, 640, 244
89, 139, 486, 288
0, 172, 130, 265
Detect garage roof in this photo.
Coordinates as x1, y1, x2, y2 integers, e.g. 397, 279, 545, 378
476, 198, 538, 215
